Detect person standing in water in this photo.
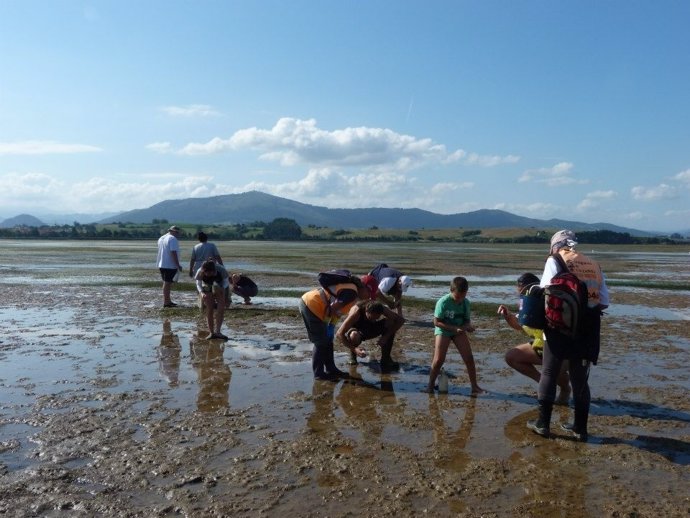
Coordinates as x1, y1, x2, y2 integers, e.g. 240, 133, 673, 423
156, 225, 183, 308
527, 230, 609, 442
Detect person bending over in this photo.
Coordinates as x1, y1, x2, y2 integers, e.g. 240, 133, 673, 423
337, 300, 404, 372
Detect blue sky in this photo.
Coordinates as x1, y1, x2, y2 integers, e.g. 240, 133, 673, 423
1, 1, 689, 232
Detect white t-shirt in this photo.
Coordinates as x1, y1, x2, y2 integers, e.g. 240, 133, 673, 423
157, 233, 180, 269
378, 276, 397, 295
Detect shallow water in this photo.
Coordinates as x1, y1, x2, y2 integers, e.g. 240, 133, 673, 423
0, 240, 688, 516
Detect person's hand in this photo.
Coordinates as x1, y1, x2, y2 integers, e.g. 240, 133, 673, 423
497, 305, 508, 317
354, 346, 367, 358
465, 324, 476, 333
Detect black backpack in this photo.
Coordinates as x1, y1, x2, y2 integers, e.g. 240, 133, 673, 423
317, 269, 356, 300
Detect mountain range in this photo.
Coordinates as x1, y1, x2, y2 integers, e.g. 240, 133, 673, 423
0, 191, 666, 237
91, 191, 658, 237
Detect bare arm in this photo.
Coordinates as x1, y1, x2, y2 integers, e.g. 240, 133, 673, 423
335, 306, 367, 357
433, 316, 468, 334
497, 305, 522, 331
171, 250, 182, 270
377, 305, 404, 344
376, 291, 397, 309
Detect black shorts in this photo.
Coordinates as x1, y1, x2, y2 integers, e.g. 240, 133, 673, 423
356, 319, 387, 341
159, 268, 177, 282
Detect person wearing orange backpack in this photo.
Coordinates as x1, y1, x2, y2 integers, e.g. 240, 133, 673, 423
299, 274, 369, 381
527, 230, 609, 442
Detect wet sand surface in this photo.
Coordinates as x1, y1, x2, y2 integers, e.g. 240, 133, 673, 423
0, 240, 688, 517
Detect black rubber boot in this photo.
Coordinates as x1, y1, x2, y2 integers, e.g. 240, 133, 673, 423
527, 400, 553, 438
324, 342, 347, 378
561, 406, 589, 442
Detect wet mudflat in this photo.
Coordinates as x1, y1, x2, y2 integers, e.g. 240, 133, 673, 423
0, 240, 688, 517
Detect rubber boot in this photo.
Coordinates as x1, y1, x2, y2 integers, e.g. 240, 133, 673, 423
312, 346, 329, 380
561, 406, 589, 442
527, 400, 553, 438
323, 342, 347, 378
379, 336, 399, 372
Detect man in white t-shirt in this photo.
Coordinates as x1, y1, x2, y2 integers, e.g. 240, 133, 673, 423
156, 225, 183, 308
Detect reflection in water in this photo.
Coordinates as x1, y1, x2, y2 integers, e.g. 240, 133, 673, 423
335, 372, 399, 441
504, 410, 589, 517
190, 334, 232, 412
307, 381, 338, 435
428, 396, 476, 473
158, 319, 181, 387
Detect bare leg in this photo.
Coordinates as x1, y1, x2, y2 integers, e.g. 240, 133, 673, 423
505, 343, 542, 383
163, 281, 172, 305
202, 293, 215, 334
428, 335, 450, 392
454, 333, 484, 394
214, 287, 226, 334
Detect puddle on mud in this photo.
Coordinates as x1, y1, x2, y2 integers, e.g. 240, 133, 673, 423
0, 240, 688, 516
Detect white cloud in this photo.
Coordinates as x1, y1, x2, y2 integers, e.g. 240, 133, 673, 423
464, 153, 520, 167
623, 211, 645, 221
631, 184, 678, 201
430, 182, 474, 195
146, 142, 173, 154
2, 172, 65, 197
0, 141, 102, 155
494, 201, 560, 218
239, 168, 415, 207
518, 162, 587, 187
160, 104, 220, 117
673, 169, 690, 184
0, 172, 241, 214
176, 118, 519, 171
179, 137, 229, 156
65, 176, 238, 212
664, 208, 690, 217
576, 190, 618, 211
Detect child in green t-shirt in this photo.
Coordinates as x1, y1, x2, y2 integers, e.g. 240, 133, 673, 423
427, 276, 484, 395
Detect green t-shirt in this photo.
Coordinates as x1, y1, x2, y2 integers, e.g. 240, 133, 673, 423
434, 293, 470, 336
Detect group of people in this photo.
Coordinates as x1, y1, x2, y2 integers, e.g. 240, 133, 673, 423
158, 226, 609, 442
299, 264, 413, 381
298, 230, 609, 443
156, 227, 258, 340
498, 230, 609, 441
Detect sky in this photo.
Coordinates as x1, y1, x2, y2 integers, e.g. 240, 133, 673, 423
1, 1, 689, 233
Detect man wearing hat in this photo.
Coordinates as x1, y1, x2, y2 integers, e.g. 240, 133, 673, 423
527, 230, 609, 442
156, 225, 184, 308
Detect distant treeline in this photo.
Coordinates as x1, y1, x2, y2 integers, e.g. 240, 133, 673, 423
0, 218, 686, 245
